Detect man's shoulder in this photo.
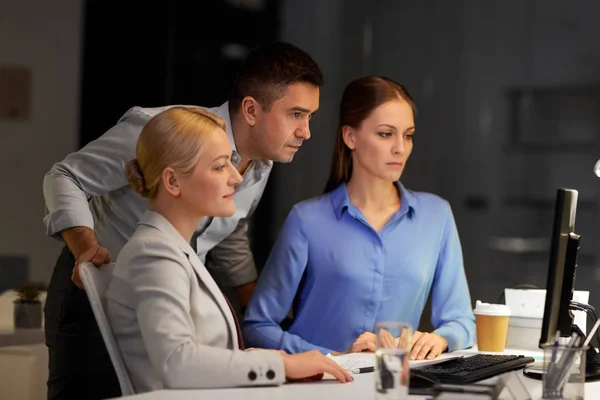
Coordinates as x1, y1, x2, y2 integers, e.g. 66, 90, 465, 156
118, 104, 205, 122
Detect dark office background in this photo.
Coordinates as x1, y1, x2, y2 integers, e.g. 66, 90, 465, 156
1, 0, 599, 328
78, 0, 280, 269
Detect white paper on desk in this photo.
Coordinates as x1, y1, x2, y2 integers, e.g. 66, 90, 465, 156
326, 353, 459, 371
326, 353, 374, 371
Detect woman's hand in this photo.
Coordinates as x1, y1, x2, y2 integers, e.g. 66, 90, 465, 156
377, 329, 397, 349
281, 350, 353, 382
408, 331, 448, 360
346, 332, 377, 353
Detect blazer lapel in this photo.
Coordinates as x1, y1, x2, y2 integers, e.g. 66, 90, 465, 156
187, 254, 239, 349
138, 210, 239, 349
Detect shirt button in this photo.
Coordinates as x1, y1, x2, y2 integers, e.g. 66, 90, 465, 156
266, 370, 276, 380
248, 371, 257, 381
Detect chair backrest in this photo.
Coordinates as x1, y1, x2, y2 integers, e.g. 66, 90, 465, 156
80, 261, 135, 396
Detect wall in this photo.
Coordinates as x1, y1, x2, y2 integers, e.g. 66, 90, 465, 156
0, 0, 83, 284
275, 0, 600, 315
273, 0, 343, 228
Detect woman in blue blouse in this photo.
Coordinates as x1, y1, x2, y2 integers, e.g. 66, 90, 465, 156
243, 76, 476, 360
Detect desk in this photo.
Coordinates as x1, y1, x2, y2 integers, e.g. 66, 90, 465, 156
0, 327, 45, 347
116, 348, 600, 399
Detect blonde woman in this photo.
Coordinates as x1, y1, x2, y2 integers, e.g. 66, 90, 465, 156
106, 107, 351, 393
43, 43, 322, 399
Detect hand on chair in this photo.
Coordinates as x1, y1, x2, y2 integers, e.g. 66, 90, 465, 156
71, 246, 112, 289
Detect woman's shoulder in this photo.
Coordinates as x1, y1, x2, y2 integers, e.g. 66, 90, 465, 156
287, 193, 334, 223
126, 224, 175, 251
404, 188, 452, 214
116, 225, 187, 271
292, 193, 330, 212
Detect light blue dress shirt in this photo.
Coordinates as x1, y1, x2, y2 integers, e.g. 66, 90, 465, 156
243, 182, 476, 355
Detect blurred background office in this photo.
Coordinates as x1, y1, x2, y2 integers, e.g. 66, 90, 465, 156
1, 0, 600, 342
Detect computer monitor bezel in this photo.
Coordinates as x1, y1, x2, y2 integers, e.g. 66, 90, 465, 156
539, 188, 579, 347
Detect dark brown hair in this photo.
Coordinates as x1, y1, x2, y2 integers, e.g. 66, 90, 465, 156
323, 76, 417, 193
229, 42, 324, 112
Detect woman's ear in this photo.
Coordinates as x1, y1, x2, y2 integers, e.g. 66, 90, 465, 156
241, 96, 260, 127
342, 126, 356, 151
162, 167, 181, 196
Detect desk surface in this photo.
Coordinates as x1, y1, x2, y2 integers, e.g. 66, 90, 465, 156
0, 327, 45, 347
116, 348, 600, 400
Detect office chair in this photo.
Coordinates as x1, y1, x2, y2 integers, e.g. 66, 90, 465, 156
80, 261, 135, 396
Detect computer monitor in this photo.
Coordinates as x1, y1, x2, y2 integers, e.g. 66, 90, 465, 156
539, 188, 580, 347
538, 188, 600, 381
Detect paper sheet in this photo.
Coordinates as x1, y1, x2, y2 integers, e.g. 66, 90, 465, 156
327, 352, 459, 372
326, 353, 375, 371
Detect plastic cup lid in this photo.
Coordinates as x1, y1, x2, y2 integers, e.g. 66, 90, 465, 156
473, 300, 511, 316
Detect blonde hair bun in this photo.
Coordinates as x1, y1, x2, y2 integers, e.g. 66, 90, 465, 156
125, 159, 150, 198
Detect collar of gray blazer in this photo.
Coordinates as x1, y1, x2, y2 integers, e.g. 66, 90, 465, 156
136, 209, 240, 348
213, 102, 272, 170
138, 210, 196, 256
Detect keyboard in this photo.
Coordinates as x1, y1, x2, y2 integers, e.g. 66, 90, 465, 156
415, 354, 535, 385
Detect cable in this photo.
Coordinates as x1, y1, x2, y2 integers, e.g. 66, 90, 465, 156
570, 301, 600, 350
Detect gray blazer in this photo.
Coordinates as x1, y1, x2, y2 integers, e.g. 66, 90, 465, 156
107, 210, 285, 392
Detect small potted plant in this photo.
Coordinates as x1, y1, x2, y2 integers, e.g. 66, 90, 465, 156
14, 281, 44, 329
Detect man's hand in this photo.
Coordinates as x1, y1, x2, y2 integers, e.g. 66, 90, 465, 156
62, 227, 111, 289
71, 246, 112, 289
408, 331, 448, 360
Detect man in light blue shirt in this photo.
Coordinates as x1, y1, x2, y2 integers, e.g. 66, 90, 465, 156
42, 42, 323, 400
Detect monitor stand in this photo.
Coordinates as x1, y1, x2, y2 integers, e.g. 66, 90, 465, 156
523, 324, 600, 382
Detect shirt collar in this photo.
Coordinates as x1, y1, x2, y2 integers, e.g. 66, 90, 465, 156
330, 180, 417, 220
212, 102, 272, 170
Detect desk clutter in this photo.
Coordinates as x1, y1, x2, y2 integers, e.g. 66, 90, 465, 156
538, 320, 600, 399
327, 351, 538, 398
504, 288, 590, 351
431, 370, 531, 400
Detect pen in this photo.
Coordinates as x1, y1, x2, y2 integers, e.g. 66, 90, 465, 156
547, 330, 560, 384
350, 366, 374, 374
554, 336, 582, 392
552, 330, 560, 361
583, 319, 600, 347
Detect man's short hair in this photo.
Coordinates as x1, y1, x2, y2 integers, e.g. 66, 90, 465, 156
229, 42, 324, 112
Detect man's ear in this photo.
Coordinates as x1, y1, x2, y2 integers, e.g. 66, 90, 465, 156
162, 167, 181, 196
241, 96, 260, 127
342, 126, 356, 150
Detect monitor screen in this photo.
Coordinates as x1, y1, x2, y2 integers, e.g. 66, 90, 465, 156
539, 188, 580, 347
